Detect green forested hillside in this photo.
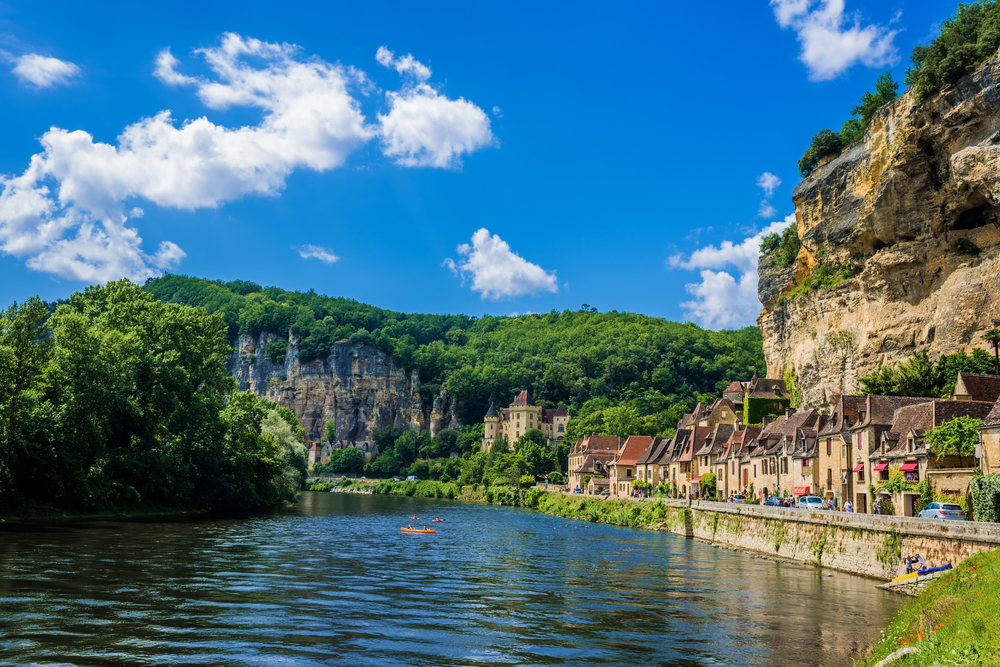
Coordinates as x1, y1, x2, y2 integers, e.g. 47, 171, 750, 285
145, 275, 766, 432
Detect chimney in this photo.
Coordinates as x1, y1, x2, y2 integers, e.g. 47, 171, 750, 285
762, 415, 773, 426
785, 408, 796, 418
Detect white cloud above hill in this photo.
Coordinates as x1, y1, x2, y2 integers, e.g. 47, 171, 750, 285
0, 33, 494, 283
670, 214, 795, 329
770, 0, 898, 80
443, 228, 558, 300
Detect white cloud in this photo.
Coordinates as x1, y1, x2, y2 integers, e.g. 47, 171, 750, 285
297, 244, 339, 264
375, 46, 431, 81
492, 105, 503, 117
0, 33, 492, 283
758, 201, 778, 218
12, 54, 80, 88
444, 228, 557, 300
670, 214, 795, 329
770, 0, 898, 80
756, 172, 782, 196
375, 48, 494, 169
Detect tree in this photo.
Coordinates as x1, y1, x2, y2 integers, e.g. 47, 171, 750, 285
699, 472, 717, 498
798, 129, 844, 177
434, 429, 460, 458
906, 2, 1000, 99
325, 419, 337, 442
601, 405, 642, 437
489, 434, 510, 455
0, 297, 53, 490
514, 430, 556, 478
261, 409, 308, 500
924, 416, 982, 467
984, 329, 1000, 375
850, 71, 898, 133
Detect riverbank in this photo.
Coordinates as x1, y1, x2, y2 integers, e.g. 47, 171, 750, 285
854, 549, 1000, 666
0, 504, 211, 524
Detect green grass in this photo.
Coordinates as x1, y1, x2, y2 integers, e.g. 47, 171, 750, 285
855, 548, 1000, 666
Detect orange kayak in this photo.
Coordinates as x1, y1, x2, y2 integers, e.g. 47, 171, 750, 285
402, 527, 436, 534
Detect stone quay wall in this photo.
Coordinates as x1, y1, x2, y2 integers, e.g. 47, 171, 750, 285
653, 500, 1000, 580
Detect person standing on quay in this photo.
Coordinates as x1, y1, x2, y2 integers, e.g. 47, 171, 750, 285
844, 499, 854, 512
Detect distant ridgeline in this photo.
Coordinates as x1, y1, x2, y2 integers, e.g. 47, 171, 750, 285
144, 275, 766, 434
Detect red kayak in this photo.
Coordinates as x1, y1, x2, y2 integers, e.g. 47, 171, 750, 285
432, 519, 443, 523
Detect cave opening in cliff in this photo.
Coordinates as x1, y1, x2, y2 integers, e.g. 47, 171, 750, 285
952, 194, 995, 231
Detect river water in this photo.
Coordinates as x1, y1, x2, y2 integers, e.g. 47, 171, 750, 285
0, 492, 900, 666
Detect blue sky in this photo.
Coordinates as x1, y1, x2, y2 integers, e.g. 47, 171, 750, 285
0, 0, 956, 327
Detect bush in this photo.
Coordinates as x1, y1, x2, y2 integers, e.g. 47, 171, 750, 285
953, 238, 981, 255
265, 340, 287, 364
760, 224, 802, 269
970, 474, 1000, 522
798, 129, 845, 177
907, 1, 1000, 99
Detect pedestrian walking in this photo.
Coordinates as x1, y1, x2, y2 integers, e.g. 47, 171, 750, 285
844, 499, 854, 512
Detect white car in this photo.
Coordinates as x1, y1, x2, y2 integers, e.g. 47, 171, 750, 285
917, 502, 966, 520
799, 496, 826, 510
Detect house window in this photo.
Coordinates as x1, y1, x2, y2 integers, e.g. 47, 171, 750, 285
781, 458, 788, 474
801, 458, 807, 473
880, 466, 889, 482
754, 465, 757, 477
857, 431, 863, 451
857, 468, 865, 483
826, 438, 831, 456
827, 468, 833, 488
731, 461, 735, 474
558, 425, 564, 432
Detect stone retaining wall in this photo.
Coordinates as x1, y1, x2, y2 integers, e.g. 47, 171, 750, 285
654, 500, 1000, 580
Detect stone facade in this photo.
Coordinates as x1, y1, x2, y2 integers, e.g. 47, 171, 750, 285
481, 390, 569, 451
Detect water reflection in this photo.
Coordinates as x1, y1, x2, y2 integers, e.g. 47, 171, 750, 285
0, 492, 899, 666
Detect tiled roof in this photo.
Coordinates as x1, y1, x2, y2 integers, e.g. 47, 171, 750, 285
860, 396, 931, 428
748, 377, 789, 398
571, 435, 621, 454
636, 436, 671, 465
511, 390, 535, 406
887, 399, 995, 442
678, 426, 713, 462
613, 435, 654, 466
722, 380, 745, 394
821, 395, 868, 435
954, 373, 1000, 403
696, 423, 734, 456
984, 393, 1000, 427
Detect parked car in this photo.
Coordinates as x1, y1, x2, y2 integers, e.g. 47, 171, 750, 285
799, 496, 826, 510
405, 475, 418, 481
763, 497, 784, 507
573, 488, 583, 494
729, 494, 746, 504
917, 502, 966, 520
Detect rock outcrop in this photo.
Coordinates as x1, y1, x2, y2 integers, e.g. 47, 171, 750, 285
230, 333, 460, 442
759, 47, 1000, 409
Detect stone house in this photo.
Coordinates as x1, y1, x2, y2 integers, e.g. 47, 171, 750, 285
980, 394, 1000, 475
634, 436, 672, 487
609, 435, 653, 497
837, 396, 930, 514
567, 435, 621, 491
873, 399, 993, 516
481, 390, 570, 451
818, 395, 868, 508
328, 439, 380, 463
714, 425, 761, 499
692, 423, 734, 497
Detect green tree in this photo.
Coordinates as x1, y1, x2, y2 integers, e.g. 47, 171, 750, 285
601, 405, 642, 437
325, 419, 337, 442
699, 472, 717, 498
906, 2, 1000, 99
798, 129, 844, 177
924, 416, 982, 467
984, 329, 1000, 375
489, 434, 510, 454
261, 409, 308, 500
434, 429, 460, 458
514, 430, 556, 478
849, 71, 898, 135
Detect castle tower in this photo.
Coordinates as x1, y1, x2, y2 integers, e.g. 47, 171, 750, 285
482, 402, 501, 452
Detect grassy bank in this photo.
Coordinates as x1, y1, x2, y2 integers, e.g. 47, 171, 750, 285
856, 549, 1000, 666
353, 480, 682, 531
0, 504, 210, 524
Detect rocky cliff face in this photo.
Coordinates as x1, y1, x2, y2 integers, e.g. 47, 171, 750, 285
759, 47, 1000, 409
230, 333, 461, 442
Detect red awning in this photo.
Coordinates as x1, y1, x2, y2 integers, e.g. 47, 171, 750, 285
690, 477, 702, 483
874, 462, 888, 472
900, 462, 919, 472
852, 463, 864, 473
794, 486, 810, 495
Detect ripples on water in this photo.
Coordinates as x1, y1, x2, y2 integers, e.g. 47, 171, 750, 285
0, 492, 900, 666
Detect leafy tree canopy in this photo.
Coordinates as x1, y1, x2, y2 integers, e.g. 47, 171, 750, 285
907, 1, 1000, 99
857, 349, 995, 398
924, 415, 982, 461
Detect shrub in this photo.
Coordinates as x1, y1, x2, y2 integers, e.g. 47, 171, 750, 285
799, 129, 844, 177
953, 238, 981, 255
760, 224, 802, 269
265, 340, 287, 364
970, 474, 1000, 522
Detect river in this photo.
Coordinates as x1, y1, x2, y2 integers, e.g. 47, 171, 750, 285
0, 492, 900, 666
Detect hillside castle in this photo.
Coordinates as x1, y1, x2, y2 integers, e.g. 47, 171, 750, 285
481, 390, 570, 451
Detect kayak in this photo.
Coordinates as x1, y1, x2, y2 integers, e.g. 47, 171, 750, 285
432, 519, 443, 523
402, 527, 436, 534
918, 564, 952, 576
891, 572, 918, 582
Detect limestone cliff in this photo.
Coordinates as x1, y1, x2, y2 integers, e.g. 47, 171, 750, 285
230, 333, 460, 442
759, 47, 1000, 409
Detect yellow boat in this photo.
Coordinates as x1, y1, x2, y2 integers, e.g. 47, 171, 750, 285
891, 572, 918, 582
401, 527, 436, 534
